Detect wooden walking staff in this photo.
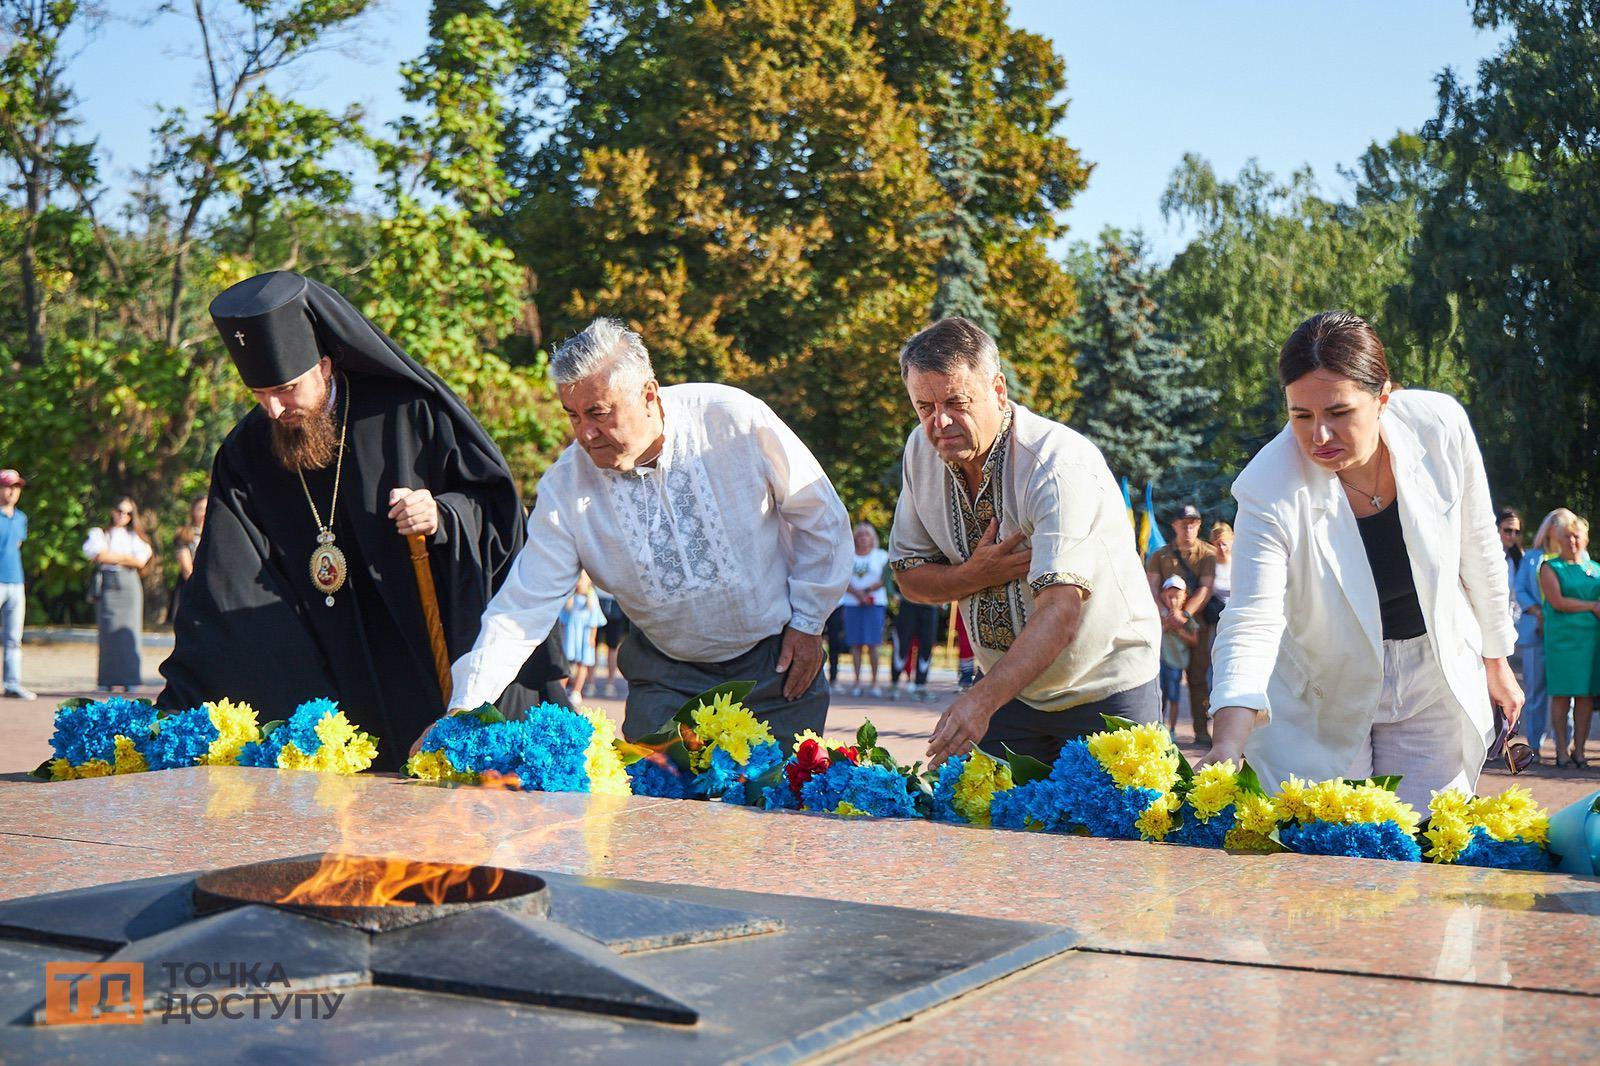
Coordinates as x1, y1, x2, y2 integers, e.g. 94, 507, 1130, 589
407, 533, 453, 706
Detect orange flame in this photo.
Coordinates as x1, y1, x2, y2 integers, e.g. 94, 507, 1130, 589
275, 767, 537, 908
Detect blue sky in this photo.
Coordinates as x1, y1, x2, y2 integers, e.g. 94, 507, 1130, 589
65, 1, 1503, 259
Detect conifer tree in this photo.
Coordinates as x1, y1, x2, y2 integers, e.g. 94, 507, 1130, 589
1071, 232, 1219, 510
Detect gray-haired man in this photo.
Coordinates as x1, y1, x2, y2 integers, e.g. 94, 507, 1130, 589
889, 317, 1161, 769
442, 318, 853, 748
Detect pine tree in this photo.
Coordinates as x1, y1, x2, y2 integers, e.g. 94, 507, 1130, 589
927, 84, 997, 335
1071, 232, 1220, 512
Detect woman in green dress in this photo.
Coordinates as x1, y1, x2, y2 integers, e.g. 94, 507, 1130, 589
1538, 509, 1600, 767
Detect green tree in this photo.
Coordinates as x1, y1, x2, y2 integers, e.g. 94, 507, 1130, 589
0, 0, 98, 367
1406, 0, 1600, 517
926, 83, 997, 335
360, 5, 564, 490
1157, 153, 1422, 480
1070, 231, 1218, 510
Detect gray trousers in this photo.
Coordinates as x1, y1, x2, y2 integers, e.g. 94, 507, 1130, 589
619, 629, 829, 750
977, 676, 1161, 765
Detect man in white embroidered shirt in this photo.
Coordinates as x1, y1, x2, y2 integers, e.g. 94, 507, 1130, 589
889, 317, 1161, 769
440, 318, 853, 751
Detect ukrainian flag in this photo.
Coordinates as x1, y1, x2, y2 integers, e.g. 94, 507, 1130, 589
1140, 482, 1166, 560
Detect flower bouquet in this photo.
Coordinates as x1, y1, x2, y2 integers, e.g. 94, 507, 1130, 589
931, 747, 1014, 826
990, 717, 1184, 841
1546, 788, 1600, 876
237, 697, 378, 774
1273, 776, 1421, 861
36, 695, 373, 778
1169, 760, 1282, 852
406, 702, 630, 794
759, 721, 927, 818
1424, 786, 1551, 870
618, 682, 784, 801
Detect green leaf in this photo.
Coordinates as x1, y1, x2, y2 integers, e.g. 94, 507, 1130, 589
30, 758, 54, 780
856, 719, 879, 751
259, 720, 285, 738
1099, 713, 1139, 732
1002, 744, 1052, 786
1236, 761, 1266, 796
1342, 775, 1402, 792
671, 680, 757, 725
470, 704, 507, 726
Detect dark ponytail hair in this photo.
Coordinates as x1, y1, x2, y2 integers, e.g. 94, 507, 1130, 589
1278, 311, 1391, 394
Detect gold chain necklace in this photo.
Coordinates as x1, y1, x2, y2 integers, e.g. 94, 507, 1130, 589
297, 376, 350, 607
1337, 441, 1388, 511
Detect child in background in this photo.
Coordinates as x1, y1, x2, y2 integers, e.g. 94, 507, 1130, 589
1158, 575, 1199, 735
559, 571, 608, 704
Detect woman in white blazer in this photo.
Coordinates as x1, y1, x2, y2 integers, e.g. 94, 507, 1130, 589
1203, 312, 1522, 811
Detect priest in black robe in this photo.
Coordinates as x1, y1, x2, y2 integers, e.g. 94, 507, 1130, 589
157, 270, 566, 770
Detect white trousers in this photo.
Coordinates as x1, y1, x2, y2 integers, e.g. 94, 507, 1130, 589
1344, 634, 1475, 811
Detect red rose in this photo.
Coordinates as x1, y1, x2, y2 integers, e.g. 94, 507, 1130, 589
831, 745, 860, 765
786, 738, 830, 798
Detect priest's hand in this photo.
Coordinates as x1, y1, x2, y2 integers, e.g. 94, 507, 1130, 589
776, 625, 823, 701
389, 487, 439, 538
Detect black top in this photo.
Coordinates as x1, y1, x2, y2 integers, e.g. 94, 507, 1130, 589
1355, 502, 1427, 641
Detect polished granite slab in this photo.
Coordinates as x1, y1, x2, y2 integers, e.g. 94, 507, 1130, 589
2, 766, 1596, 1061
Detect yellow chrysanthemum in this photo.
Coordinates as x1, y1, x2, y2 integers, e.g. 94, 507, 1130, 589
112, 734, 148, 775
1276, 778, 1420, 835
1085, 723, 1180, 792
276, 712, 378, 775
47, 757, 75, 781
64, 758, 114, 779
1472, 785, 1549, 845
834, 801, 870, 818
689, 693, 774, 772
1187, 760, 1241, 820
792, 729, 827, 755
202, 699, 261, 766
1135, 793, 1180, 841
405, 748, 479, 784
578, 706, 632, 796
1224, 791, 1281, 851
952, 749, 1014, 827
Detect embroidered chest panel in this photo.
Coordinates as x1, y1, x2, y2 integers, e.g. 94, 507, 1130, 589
606, 454, 745, 607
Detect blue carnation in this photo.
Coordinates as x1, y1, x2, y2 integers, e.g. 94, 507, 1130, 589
1281, 819, 1422, 862
1049, 741, 1158, 839
693, 747, 744, 799
1454, 827, 1552, 870
801, 762, 918, 819
282, 698, 340, 756
50, 697, 158, 766
762, 781, 800, 810
930, 757, 967, 823
627, 757, 691, 799
143, 707, 221, 771
1171, 804, 1237, 849
990, 776, 1076, 832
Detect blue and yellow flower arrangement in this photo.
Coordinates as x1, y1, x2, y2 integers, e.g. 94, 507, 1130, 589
1425, 786, 1551, 870
1273, 776, 1422, 862
618, 683, 782, 801
406, 702, 629, 794
990, 719, 1183, 841
931, 748, 1014, 826
759, 721, 927, 818
38, 695, 372, 779
1170, 760, 1282, 852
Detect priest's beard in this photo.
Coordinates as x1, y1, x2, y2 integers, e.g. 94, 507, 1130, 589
270, 390, 338, 472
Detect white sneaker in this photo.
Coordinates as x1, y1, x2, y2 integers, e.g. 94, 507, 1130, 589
3, 686, 36, 700
869, 686, 884, 699
849, 685, 862, 697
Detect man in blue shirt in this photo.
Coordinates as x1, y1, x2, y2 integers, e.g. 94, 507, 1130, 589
0, 469, 35, 700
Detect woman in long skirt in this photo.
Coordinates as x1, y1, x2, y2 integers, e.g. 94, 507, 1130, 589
83, 497, 154, 692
